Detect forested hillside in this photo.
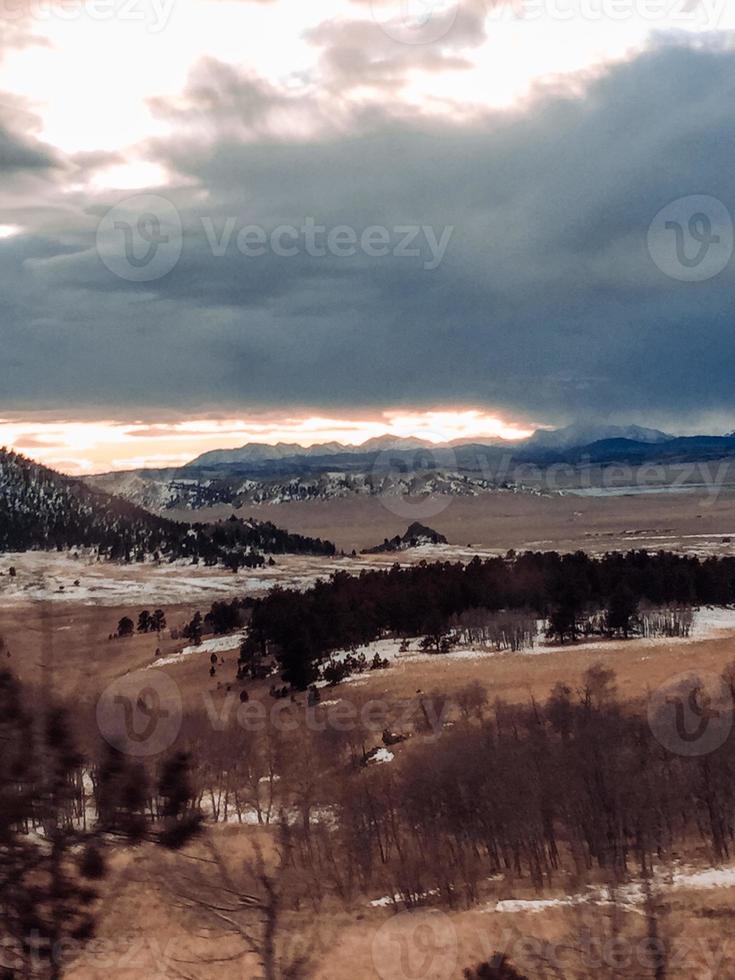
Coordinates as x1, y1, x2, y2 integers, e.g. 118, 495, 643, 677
0, 449, 335, 561
235, 550, 735, 686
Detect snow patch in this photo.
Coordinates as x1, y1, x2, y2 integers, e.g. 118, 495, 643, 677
148, 630, 245, 668
492, 863, 735, 915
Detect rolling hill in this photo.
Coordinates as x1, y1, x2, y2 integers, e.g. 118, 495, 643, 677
0, 449, 335, 560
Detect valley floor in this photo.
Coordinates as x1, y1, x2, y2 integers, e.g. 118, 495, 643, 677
166, 487, 735, 554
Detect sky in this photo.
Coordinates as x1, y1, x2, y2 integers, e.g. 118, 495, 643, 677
1, 0, 735, 472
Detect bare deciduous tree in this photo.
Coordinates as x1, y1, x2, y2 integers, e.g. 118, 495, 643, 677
164, 826, 327, 980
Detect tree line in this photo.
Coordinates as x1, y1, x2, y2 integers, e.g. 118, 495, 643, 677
236, 550, 735, 687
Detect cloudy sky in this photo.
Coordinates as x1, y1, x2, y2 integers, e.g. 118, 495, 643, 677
1, 0, 734, 472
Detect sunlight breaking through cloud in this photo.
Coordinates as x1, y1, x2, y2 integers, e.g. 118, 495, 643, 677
0, 410, 537, 474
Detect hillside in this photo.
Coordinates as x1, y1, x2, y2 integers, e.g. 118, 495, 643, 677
87, 468, 525, 513
0, 449, 335, 560
362, 522, 448, 554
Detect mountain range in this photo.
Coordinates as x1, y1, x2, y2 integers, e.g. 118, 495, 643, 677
4, 422, 735, 549
186, 425, 673, 468
189, 434, 433, 467
523, 423, 671, 450
79, 422, 735, 515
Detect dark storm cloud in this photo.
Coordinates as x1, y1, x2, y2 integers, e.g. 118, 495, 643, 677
0, 4, 58, 171
4, 36, 735, 427
0, 121, 51, 171
0, 99, 57, 173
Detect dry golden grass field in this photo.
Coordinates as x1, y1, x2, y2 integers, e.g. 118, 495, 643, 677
10, 602, 735, 979
167, 487, 735, 554
6, 501, 735, 980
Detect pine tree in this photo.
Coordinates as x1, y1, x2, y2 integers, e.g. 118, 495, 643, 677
117, 616, 134, 638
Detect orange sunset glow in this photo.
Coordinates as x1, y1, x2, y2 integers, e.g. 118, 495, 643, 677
0, 410, 538, 475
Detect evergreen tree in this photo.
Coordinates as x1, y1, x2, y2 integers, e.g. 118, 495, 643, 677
150, 609, 166, 633
117, 616, 134, 638
606, 583, 639, 638
183, 611, 203, 645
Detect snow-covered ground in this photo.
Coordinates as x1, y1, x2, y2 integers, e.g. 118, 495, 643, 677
148, 630, 247, 667
0, 545, 513, 608
691, 605, 735, 634
0, 550, 436, 607
492, 863, 735, 914
317, 606, 735, 677
371, 889, 439, 908
367, 864, 735, 914
567, 486, 734, 498
197, 799, 337, 828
